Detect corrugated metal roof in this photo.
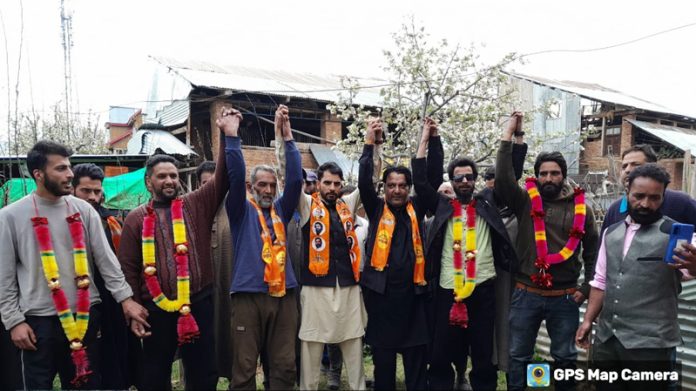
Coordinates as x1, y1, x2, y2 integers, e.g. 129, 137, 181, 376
627, 119, 696, 153
309, 144, 359, 181
150, 56, 384, 107
507, 72, 696, 121
126, 129, 197, 157
142, 100, 189, 129
108, 106, 140, 125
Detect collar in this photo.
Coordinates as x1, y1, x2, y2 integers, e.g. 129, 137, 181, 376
619, 195, 628, 214
623, 215, 641, 231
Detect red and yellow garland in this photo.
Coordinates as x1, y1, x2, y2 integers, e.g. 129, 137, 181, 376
31, 197, 92, 386
524, 178, 586, 288
142, 199, 199, 344
449, 199, 477, 329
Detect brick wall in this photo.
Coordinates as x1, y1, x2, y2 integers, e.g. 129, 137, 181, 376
321, 113, 343, 143
241, 145, 318, 179
581, 139, 610, 173
620, 115, 636, 154
659, 158, 683, 190
581, 139, 684, 190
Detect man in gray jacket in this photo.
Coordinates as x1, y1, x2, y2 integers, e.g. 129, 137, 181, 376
0, 140, 148, 389
576, 164, 681, 390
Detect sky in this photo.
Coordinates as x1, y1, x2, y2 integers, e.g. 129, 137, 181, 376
0, 0, 695, 146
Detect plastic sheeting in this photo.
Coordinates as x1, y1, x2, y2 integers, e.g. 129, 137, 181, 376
0, 168, 150, 210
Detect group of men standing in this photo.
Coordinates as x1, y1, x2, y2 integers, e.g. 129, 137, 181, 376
2, 104, 696, 391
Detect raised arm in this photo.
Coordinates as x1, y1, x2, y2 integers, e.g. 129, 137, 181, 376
494, 112, 529, 212
275, 105, 303, 222
358, 119, 382, 217
511, 142, 528, 181
427, 135, 444, 191
188, 110, 231, 221
414, 118, 441, 215
218, 107, 247, 222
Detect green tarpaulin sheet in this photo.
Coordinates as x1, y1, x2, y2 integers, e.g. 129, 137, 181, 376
0, 168, 150, 210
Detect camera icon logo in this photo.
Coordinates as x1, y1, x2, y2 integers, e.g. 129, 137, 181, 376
527, 363, 550, 387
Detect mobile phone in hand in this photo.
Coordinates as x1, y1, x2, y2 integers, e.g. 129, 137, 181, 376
665, 223, 695, 263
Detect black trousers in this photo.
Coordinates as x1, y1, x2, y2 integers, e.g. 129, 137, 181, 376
372, 344, 427, 390
94, 269, 132, 389
1, 326, 22, 390
141, 294, 218, 391
593, 336, 673, 391
428, 283, 497, 391
20, 306, 102, 390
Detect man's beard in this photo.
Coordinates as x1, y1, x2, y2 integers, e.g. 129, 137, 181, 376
254, 192, 274, 208
628, 206, 663, 225
540, 182, 562, 199
455, 188, 473, 204
153, 186, 178, 202
320, 190, 338, 205
44, 175, 71, 197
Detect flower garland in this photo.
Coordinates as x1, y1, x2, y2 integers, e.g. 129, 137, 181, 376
142, 199, 199, 344
31, 197, 92, 386
449, 199, 477, 329
524, 178, 586, 288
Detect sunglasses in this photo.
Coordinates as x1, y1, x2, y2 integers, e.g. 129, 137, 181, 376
452, 174, 476, 183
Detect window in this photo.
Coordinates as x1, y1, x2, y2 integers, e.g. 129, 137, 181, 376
605, 127, 621, 136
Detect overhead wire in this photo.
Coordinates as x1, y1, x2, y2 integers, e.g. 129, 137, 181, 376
7, 20, 691, 147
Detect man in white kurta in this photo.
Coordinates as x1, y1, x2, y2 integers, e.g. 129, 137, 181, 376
296, 162, 368, 390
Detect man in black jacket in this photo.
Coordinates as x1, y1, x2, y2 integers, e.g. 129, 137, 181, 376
413, 119, 518, 390
359, 118, 431, 390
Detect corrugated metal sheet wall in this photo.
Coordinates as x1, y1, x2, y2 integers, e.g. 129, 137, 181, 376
533, 280, 696, 390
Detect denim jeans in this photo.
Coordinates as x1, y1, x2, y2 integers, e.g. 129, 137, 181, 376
507, 288, 580, 391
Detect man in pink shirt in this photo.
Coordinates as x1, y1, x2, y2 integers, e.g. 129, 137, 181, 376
576, 164, 681, 391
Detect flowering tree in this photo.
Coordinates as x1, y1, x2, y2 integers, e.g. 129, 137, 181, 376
329, 21, 530, 169
9, 103, 107, 155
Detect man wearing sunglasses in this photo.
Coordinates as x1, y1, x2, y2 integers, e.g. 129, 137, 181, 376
495, 112, 599, 391
413, 118, 518, 390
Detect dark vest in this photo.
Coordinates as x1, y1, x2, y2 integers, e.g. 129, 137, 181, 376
300, 202, 357, 287
596, 217, 681, 349
361, 198, 429, 296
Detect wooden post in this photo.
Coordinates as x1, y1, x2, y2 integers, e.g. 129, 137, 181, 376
600, 116, 606, 156
684, 149, 693, 195
209, 100, 228, 161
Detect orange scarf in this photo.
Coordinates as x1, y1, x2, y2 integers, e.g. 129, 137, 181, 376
106, 215, 122, 252
308, 193, 361, 282
249, 199, 287, 297
370, 201, 426, 285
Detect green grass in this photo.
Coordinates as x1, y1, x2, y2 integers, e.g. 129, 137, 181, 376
52, 354, 510, 390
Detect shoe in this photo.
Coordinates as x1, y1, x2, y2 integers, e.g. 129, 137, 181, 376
455, 375, 472, 391
327, 371, 341, 390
